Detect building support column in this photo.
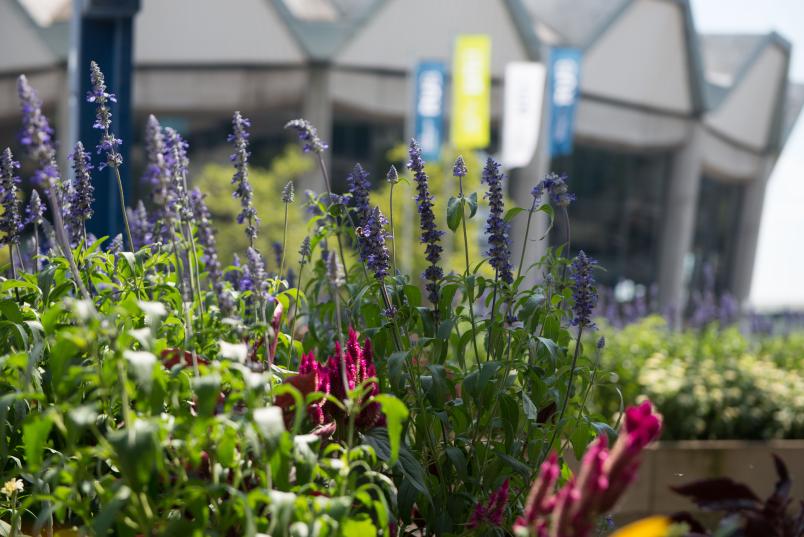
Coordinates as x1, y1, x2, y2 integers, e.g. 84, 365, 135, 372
509, 85, 551, 290
657, 123, 703, 325
300, 62, 333, 194
730, 156, 775, 307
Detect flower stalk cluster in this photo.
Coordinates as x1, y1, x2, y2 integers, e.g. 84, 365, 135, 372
515, 401, 662, 537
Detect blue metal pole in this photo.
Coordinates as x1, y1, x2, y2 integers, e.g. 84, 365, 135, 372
71, 0, 139, 240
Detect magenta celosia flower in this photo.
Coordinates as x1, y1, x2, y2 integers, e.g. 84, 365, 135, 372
297, 328, 383, 431
514, 401, 662, 537
469, 479, 511, 528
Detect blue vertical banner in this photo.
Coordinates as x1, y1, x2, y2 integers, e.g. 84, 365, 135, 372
414, 61, 446, 162
548, 47, 582, 157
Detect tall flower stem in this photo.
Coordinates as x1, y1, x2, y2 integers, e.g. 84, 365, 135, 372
389, 181, 397, 273
316, 154, 350, 279
516, 198, 538, 281
32, 225, 39, 272
379, 284, 404, 352
287, 263, 305, 369
541, 324, 584, 464
486, 269, 500, 361
7, 244, 20, 302
47, 192, 92, 302
280, 203, 289, 277
457, 176, 480, 366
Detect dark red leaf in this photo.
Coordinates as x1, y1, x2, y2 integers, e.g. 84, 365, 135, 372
671, 478, 761, 512
161, 348, 209, 369
274, 373, 317, 411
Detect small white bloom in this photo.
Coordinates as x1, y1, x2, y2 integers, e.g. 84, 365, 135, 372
1, 478, 23, 497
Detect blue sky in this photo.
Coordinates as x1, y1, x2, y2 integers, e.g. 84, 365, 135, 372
691, 0, 804, 310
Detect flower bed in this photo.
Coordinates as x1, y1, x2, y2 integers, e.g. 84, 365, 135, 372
595, 317, 804, 440
0, 62, 799, 536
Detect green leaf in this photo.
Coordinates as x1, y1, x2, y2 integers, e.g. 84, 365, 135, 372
504, 207, 525, 222
191, 374, 221, 417
467, 191, 479, 217
523, 393, 539, 422
341, 517, 377, 537
446, 196, 463, 232
23, 416, 53, 471
253, 406, 285, 448
374, 394, 408, 465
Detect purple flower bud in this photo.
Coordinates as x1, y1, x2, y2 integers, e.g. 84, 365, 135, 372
25, 189, 44, 226
284, 118, 328, 154
0, 148, 23, 246
452, 155, 468, 178
298, 236, 311, 265
482, 157, 512, 284
386, 164, 399, 184
281, 180, 294, 204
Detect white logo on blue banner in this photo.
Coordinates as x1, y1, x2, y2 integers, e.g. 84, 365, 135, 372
502, 62, 546, 169
414, 61, 446, 162
549, 48, 582, 157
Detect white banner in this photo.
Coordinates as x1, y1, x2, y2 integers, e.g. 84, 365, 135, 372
501, 62, 546, 169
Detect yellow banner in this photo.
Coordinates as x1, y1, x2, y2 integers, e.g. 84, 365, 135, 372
451, 35, 491, 149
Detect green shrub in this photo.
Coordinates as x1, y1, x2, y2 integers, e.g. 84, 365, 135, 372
595, 316, 804, 440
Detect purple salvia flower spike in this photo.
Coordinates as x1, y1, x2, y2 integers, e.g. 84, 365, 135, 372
17, 75, 61, 196
67, 141, 95, 243
0, 148, 23, 246
284, 118, 328, 154
229, 111, 259, 244
358, 206, 391, 281
407, 139, 443, 306
87, 61, 122, 170
25, 189, 44, 226
190, 188, 234, 315
346, 163, 371, 223
482, 157, 513, 284
570, 250, 598, 329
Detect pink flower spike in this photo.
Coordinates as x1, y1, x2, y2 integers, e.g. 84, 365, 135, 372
487, 479, 510, 526
624, 400, 662, 451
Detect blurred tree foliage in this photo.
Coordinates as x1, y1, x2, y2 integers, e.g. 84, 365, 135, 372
193, 145, 313, 269
371, 144, 499, 281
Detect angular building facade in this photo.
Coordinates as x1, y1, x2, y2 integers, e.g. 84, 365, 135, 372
0, 0, 801, 313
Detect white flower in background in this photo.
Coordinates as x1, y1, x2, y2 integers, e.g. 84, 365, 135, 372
1, 478, 23, 497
